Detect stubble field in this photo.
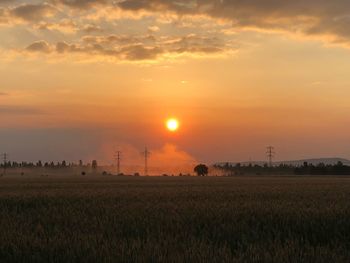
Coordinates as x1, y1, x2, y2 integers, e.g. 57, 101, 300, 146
0, 176, 349, 262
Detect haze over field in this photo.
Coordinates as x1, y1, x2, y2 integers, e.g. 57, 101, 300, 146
1, 0, 350, 166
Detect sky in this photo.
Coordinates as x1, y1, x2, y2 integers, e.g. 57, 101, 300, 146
1, 0, 350, 170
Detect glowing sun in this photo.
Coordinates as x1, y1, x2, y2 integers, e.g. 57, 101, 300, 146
166, 118, 179, 132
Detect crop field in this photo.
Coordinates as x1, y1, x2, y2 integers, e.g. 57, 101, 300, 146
0, 176, 349, 262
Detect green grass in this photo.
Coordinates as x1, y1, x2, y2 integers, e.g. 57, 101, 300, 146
0, 176, 350, 262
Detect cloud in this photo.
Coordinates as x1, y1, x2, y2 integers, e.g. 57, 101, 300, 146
53, 0, 108, 9
0, 8, 8, 24
55, 41, 73, 53
48, 0, 350, 46
119, 44, 163, 60
81, 24, 103, 33
114, 0, 350, 46
26, 40, 52, 53
54, 40, 163, 60
0, 3, 57, 26
148, 25, 160, 33
163, 34, 226, 54
23, 33, 234, 61
2, 0, 350, 49
5, 0, 350, 63
10, 3, 56, 22
82, 34, 157, 45
55, 40, 164, 60
36, 19, 78, 33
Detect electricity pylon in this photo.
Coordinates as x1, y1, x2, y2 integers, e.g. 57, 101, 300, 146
114, 151, 121, 175
266, 146, 275, 167
2, 153, 8, 175
142, 147, 151, 176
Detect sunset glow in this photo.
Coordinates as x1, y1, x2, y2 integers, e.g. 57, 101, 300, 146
1, 0, 350, 165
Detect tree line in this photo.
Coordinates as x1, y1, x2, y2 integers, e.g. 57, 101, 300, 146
2, 160, 350, 176
214, 161, 350, 176
0, 160, 98, 169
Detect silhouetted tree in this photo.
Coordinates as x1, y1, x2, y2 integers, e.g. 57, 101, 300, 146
194, 164, 208, 176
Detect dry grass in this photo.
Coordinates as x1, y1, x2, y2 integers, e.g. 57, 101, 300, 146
0, 176, 349, 262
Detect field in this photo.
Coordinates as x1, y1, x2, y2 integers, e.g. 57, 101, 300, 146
0, 176, 350, 262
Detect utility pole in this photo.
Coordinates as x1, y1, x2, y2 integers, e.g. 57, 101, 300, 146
142, 147, 151, 176
266, 146, 275, 167
114, 151, 121, 175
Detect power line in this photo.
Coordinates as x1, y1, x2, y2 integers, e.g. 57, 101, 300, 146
266, 146, 275, 167
142, 147, 151, 176
114, 151, 121, 175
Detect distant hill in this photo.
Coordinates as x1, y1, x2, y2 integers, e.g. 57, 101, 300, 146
215, 158, 350, 167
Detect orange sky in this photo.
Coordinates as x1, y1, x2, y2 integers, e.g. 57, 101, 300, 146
1, 1, 350, 169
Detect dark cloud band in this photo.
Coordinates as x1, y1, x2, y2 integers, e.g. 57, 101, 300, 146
115, 0, 350, 45
25, 33, 232, 61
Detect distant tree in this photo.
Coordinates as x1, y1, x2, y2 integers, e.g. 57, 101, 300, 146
337, 161, 344, 167
334, 161, 346, 175
79, 160, 83, 167
37, 161, 43, 167
62, 160, 67, 167
92, 160, 98, 170
194, 164, 209, 176
224, 162, 230, 170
